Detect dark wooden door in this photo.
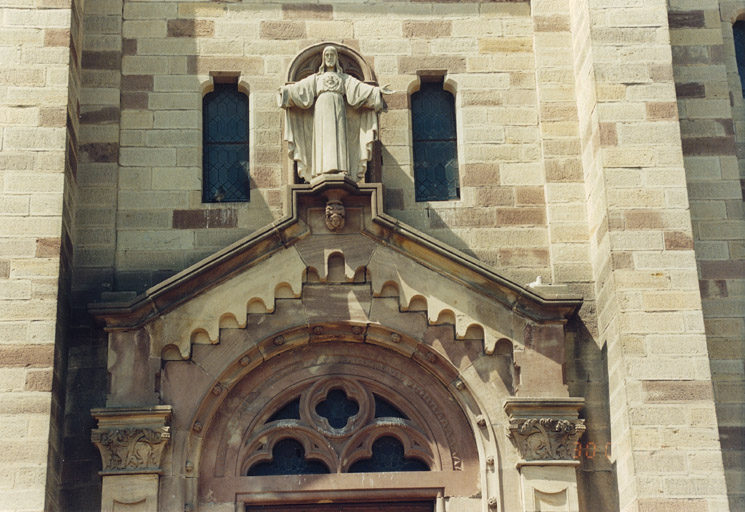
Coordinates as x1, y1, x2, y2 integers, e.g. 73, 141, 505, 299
246, 501, 434, 512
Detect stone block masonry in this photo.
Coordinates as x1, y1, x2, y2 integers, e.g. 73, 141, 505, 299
107, 0, 547, 288
568, 0, 734, 511
672, 1, 745, 509
0, 0, 82, 509
0, 0, 738, 510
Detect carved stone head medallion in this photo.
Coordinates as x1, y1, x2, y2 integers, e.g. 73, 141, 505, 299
325, 199, 345, 232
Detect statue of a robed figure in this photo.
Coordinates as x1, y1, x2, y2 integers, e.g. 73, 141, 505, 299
279, 45, 392, 182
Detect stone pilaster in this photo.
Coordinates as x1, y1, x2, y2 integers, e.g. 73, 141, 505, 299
505, 398, 585, 512
91, 406, 172, 512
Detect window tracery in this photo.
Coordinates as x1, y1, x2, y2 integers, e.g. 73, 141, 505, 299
242, 377, 434, 476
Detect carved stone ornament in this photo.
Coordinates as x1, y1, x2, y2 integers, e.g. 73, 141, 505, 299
325, 199, 345, 232
91, 426, 170, 474
90, 405, 172, 475
507, 417, 586, 462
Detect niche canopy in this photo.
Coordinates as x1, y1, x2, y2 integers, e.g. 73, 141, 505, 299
286, 42, 377, 83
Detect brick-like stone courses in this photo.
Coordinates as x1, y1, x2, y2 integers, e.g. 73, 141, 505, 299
60, 1, 125, 507
382, 2, 548, 283
671, 2, 745, 510
87, 0, 549, 288
532, 2, 616, 510
569, 0, 730, 511
75, 0, 121, 284
0, 0, 77, 510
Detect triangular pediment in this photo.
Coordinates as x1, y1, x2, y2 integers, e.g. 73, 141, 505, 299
91, 177, 581, 360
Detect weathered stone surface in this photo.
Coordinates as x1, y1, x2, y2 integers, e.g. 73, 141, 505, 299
2, 0, 742, 510
172, 209, 238, 230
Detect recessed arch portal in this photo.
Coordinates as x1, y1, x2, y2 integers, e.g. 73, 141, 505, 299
192, 339, 485, 509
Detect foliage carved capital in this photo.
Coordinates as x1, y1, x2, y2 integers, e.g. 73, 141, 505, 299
92, 426, 170, 473
503, 398, 585, 465
91, 406, 172, 475
506, 417, 585, 462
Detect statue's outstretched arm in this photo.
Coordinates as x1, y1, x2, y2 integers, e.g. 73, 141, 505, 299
278, 76, 317, 109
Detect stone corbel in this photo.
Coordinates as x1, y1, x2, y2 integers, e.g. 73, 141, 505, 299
91, 406, 173, 475
504, 398, 585, 467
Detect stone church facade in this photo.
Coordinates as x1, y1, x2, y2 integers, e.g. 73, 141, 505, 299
0, 0, 743, 511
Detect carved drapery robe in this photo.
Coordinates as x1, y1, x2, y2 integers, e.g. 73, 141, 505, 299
279, 71, 385, 182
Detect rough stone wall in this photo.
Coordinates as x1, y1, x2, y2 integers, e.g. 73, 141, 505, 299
0, 0, 81, 509
669, 1, 745, 509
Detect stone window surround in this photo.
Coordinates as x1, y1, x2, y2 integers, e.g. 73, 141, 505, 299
202, 77, 251, 203
410, 75, 461, 202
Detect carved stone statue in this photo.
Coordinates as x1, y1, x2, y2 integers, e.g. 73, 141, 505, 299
279, 45, 392, 182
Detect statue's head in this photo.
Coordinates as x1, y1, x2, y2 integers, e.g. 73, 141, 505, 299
318, 45, 343, 74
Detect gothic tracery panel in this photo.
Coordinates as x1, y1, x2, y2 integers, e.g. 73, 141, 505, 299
242, 377, 434, 476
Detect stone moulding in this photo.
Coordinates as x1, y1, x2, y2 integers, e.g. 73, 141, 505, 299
88, 178, 582, 352
504, 398, 585, 467
91, 406, 173, 476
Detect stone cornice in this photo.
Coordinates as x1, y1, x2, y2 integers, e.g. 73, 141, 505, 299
88, 178, 581, 331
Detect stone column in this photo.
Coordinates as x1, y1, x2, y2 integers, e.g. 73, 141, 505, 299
505, 399, 585, 512
91, 406, 172, 512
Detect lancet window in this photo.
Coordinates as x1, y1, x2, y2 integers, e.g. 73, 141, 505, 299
202, 83, 250, 203
412, 80, 460, 202
734, 20, 745, 96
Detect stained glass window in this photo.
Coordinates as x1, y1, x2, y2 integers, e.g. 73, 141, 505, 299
412, 81, 459, 202
316, 389, 359, 429
348, 436, 429, 473
203, 83, 250, 202
243, 379, 433, 477
734, 21, 745, 96
373, 395, 408, 419
267, 398, 300, 422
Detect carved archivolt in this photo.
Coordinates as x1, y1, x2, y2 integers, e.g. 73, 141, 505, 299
92, 426, 170, 473
507, 418, 586, 462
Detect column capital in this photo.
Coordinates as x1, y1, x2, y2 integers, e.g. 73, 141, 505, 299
91, 406, 173, 475
504, 398, 585, 466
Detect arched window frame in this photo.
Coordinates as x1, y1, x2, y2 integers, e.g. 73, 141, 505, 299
733, 19, 745, 97
410, 76, 461, 202
201, 76, 250, 203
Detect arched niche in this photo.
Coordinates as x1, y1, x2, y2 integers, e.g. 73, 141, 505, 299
286, 42, 377, 83
188, 340, 486, 510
